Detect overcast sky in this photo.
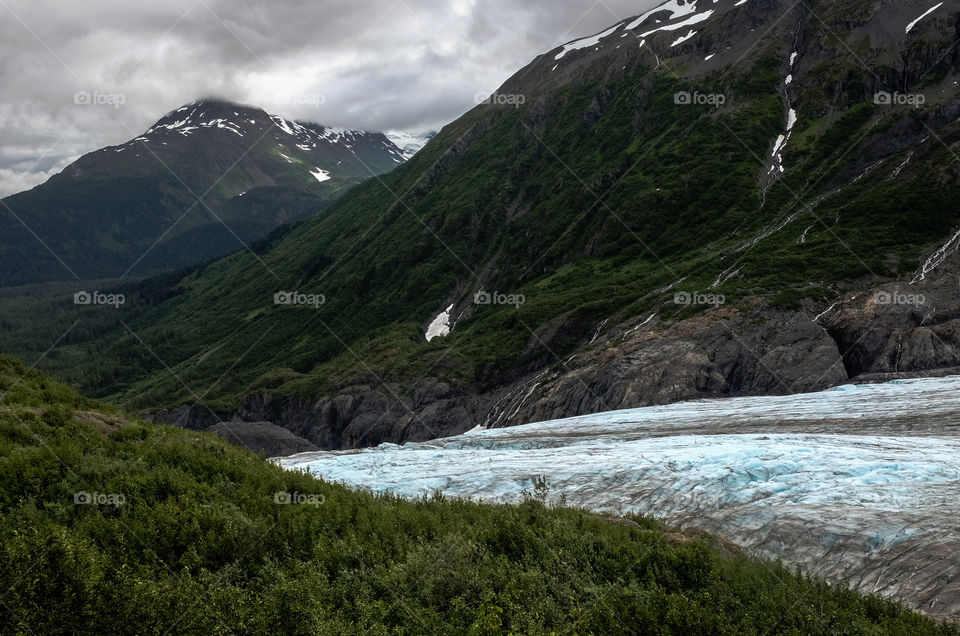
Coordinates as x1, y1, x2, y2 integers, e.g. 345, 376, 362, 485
0, 0, 662, 197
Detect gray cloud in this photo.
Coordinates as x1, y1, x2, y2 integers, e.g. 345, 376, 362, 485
0, 0, 661, 196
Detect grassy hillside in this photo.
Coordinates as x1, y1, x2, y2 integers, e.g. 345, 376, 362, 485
0, 354, 953, 634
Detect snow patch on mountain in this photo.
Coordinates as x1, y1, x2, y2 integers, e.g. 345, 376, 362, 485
552, 0, 736, 64
769, 108, 797, 174
310, 168, 331, 183
638, 9, 715, 38
425, 304, 455, 341
624, 0, 701, 32
555, 23, 623, 60
768, 49, 800, 177
426, 305, 453, 342
671, 29, 698, 46
203, 118, 244, 137
906, 2, 943, 34
269, 114, 300, 136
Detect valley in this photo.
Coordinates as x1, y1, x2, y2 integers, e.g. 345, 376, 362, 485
3, 0, 960, 632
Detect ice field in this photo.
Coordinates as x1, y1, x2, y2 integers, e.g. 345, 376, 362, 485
278, 376, 960, 616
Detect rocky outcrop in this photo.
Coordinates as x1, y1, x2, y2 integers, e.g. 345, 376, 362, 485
500, 309, 849, 425
821, 275, 960, 377
153, 259, 960, 453
235, 378, 485, 451
206, 421, 318, 457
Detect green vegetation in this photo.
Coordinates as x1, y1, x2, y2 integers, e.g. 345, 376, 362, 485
1, 18, 959, 422
0, 355, 954, 635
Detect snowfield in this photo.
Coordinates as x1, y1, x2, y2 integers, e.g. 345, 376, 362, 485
278, 376, 960, 617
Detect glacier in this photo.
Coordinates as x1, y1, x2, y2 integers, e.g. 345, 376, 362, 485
277, 376, 960, 617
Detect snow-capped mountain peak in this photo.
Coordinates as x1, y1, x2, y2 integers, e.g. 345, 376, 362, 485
131, 100, 407, 164
0, 98, 414, 285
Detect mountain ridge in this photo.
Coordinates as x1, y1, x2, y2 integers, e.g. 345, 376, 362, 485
0, 98, 408, 285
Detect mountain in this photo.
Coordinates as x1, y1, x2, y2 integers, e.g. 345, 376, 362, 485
0, 99, 407, 285
9, 0, 960, 450
386, 130, 438, 159
1, 355, 951, 634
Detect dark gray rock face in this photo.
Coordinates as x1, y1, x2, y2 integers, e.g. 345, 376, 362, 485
175, 308, 844, 452
144, 408, 319, 456
206, 421, 318, 457
821, 268, 960, 377
165, 265, 960, 454
235, 379, 485, 451
507, 310, 849, 426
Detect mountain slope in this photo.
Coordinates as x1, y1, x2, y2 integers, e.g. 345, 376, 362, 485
13, 0, 960, 447
0, 100, 406, 285
0, 354, 954, 634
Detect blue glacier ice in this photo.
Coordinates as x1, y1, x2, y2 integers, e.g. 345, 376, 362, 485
276, 375, 960, 617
